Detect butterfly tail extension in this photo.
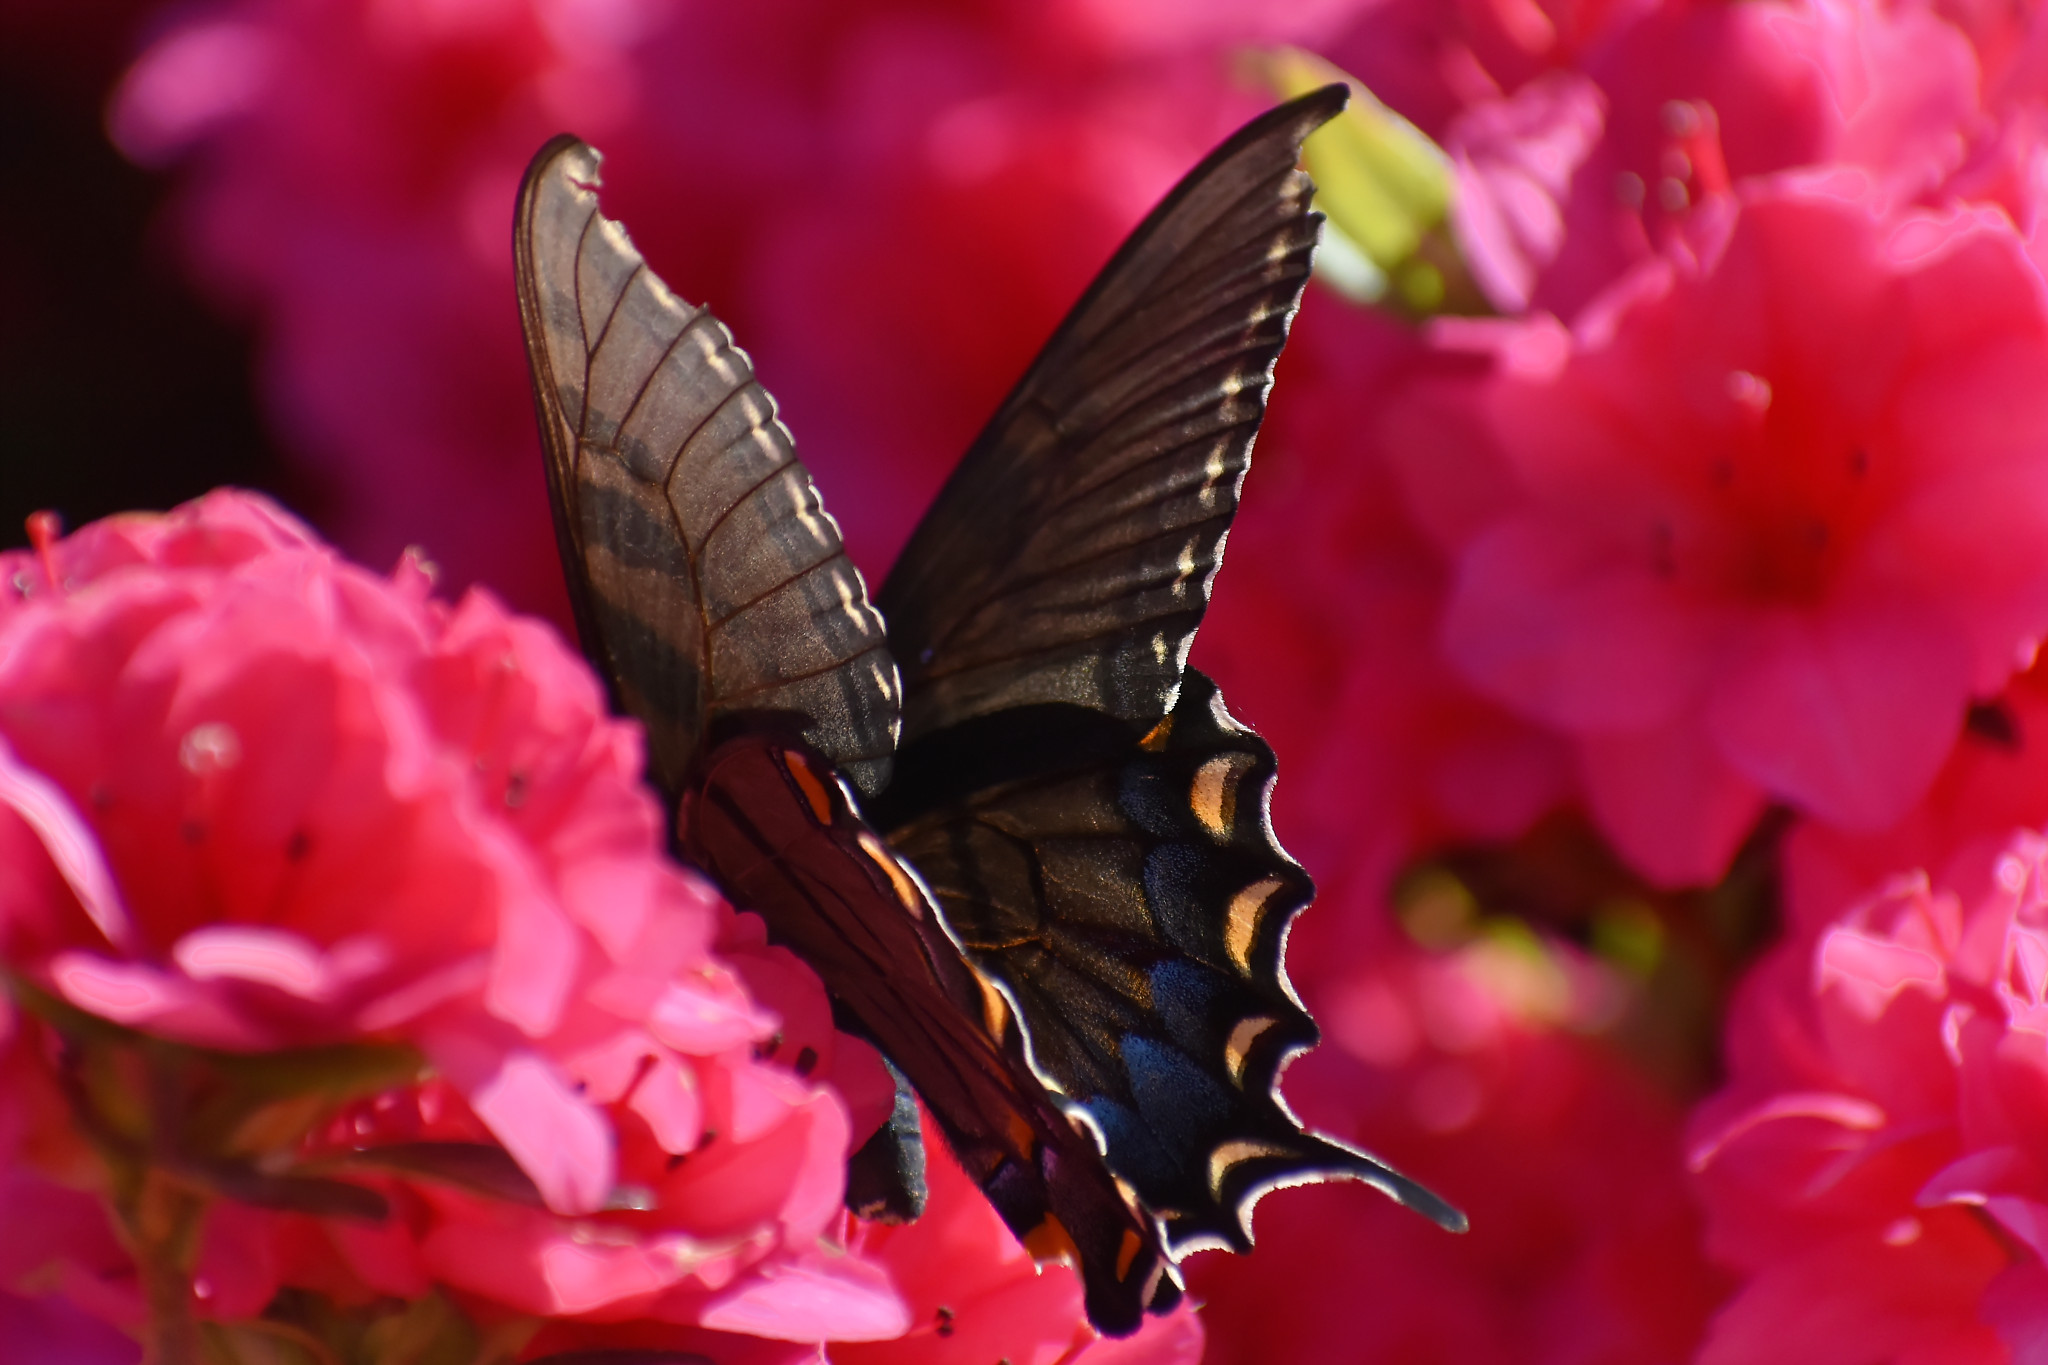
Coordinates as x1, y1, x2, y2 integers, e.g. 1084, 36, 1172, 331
882, 669, 1467, 1257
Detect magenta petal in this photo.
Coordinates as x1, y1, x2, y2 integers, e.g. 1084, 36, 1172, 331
1982, 1261, 2048, 1360
1918, 1146, 2035, 1210
172, 925, 338, 999
1064, 1305, 1206, 1365
628, 1057, 705, 1156
1816, 924, 1946, 1019
1446, 72, 1607, 313
475, 824, 581, 1039
1687, 1090, 1887, 1172
1984, 1195, 2048, 1262
1445, 517, 1712, 731
1579, 720, 1768, 889
698, 1253, 911, 1343
523, 1230, 732, 1314
0, 736, 130, 949
46, 952, 266, 1048
1708, 600, 1970, 829
470, 1051, 615, 1215
647, 971, 779, 1055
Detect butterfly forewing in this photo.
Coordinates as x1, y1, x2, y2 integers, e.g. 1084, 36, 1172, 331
878, 671, 1465, 1253
878, 86, 1348, 744
516, 136, 899, 797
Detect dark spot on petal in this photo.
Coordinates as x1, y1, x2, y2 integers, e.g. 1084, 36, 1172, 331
935, 1306, 956, 1338
1709, 457, 1734, 487
1805, 520, 1830, 551
504, 771, 528, 809
88, 783, 111, 811
1967, 699, 2022, 751
666, 1152, 687, 1172
1850, 447, 1870, 477
794, 1046, 818, 1077
285, 830, 311, 862
181, 820, 205, 845
755, 1031, 783, 1061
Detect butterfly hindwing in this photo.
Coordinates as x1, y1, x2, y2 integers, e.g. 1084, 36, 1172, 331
516, 136, 899, 797
679, 732, 1178, 1334
877, 670, 1466, 1253
878, 86, 1349, 744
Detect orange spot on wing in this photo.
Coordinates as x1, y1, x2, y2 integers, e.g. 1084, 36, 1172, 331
1006, 1111, 1036, 1158
1024, 1213, 1082, 1266
1139, 715, 1175, 752
856, 831, 925, 919
1116, 1228, 1144, 1280
977, 972, 1012, 1043
780, 751, 836, 825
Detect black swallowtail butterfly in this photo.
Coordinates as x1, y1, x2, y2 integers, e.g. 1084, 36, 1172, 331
514, 83, 1463, 1337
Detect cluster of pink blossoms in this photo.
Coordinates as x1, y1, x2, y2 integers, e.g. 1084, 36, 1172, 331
0, 495, 1192, 1361
7, 0, 2048, 1357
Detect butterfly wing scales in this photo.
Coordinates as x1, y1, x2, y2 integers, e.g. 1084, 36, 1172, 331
516, 137, 899, 797
874, 82, 1463, 1252
879, 672, 1465, 1253
878, 86, 1349, 743
680, 734, 1178, 1334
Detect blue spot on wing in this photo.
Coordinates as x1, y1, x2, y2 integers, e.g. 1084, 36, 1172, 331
1148, 958, 1223, 1046
1120, 1034, 1234, 1169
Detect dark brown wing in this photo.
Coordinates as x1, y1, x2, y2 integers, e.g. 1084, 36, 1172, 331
877, 86, 1347, 744
876, 672, 1465, 1255
679, 731, 1179, 1335
516, 136, 899, 797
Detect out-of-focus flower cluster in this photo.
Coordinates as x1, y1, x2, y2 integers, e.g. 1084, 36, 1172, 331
5, 0, 2048, 1356
1690, 831, 2048, 1364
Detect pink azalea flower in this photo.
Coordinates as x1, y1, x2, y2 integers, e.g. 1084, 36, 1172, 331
1689, 827, 2048, 1363
1782, 659, 2048, 950
1407, 176, 2048, 884
0, 490, 904, 1344
834, 1109, 1204, 1365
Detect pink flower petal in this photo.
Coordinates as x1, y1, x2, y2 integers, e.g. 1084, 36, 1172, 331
470, 1052, 615, 1215
1688, 1090, 1887, 1172
1447, 72, 1608, 312
173, 925, 337, 999
699, 1253, 911, 1342
1445, 517, 1714, 731
647, 970, 779, 1055
1578, 719, 1767, 888
0, 737, 131, 949
46, 952, 259, 1048
1708, 599, 1971, 829
1816, 923, 1947, 1019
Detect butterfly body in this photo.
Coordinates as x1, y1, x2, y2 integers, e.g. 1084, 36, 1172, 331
516, 85, 1463, 1340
